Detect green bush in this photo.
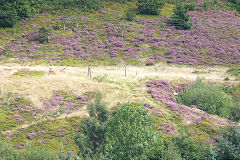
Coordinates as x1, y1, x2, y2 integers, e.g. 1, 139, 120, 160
0, 10, 18, 28
37, 27, 51, 43
171, 135, 215, 160
177, 78, 233, 118
184, 1, 197, 11
0, 0, 36, 28
229, 85, 240, 122
137, 0, 163, 15
82, 0, 102, 10
170, 2, 192, 30
227, 0, 240, 11
105, 104, 164, 159
0, 141, 20, 160
215, 126, 240, 159
125, 9, 136, 21
0, 141, 57, 160
74, 92, 109, 159
227, 68, 240, 78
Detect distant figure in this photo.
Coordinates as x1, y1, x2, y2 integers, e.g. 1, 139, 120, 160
48, 68, 54, 75
60, 67, 66, 72
88, 64, 92, 78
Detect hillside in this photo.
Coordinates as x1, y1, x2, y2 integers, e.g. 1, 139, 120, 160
0, 0, 240, 159
0, 1, 239, 66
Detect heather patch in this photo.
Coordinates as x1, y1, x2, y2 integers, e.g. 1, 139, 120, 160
145, 79, 233, 126
1, 7, 239, 66
8, 117, 81, 153
0, 94, 41, 131
42, 91, 92, 117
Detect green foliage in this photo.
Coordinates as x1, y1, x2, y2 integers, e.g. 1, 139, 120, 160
170, 2, 192, 30
82, 0, 102, 10
37, 27, 51, 43
227, 68, 240, 78
0, 141, 57, 160
58, 152, 80, 160
105, 103, 164, 160
137, 0, 163, 15
125, 9, 136, 21
184, 1, 197, 11
74, 92, 109, 159
13, 69, 44, 77
0, 10, 18, 28
229, 85, 240, 122
171, 135, 215, 160
227, 0, 240, 12
177, 77, 233, 118
162, 142, 183, 160
87, 92, 109, 123
0, 0, 36, 28
0, 141, 20, 160
21, 143, 57, 160
216, 126, 240, 160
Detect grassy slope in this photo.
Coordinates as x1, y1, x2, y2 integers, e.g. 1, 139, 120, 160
0, 64, 238, 153
0, 0, 239, 154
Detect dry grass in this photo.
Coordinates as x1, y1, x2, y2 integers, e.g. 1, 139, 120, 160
0, 63, 233, 110
1, 63, 239, 134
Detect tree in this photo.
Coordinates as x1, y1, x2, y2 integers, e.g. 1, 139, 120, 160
170, 2, 192, 30
37, 27, 51, 43
74, 92, 109, 159
105, 104, 164, 160
0, 10, 18, 28
0, 0, 36, 28
215, 126, 240, 160
137, 0, 163, 15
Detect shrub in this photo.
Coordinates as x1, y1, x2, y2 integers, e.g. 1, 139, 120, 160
0, 141, 57, 160
37, 27, 51, 43
184, 1, 197, 11
0, 141, 20, 160
229, 85, 240, 122
0, 10, 18, 28
227, 68, 240, 78
74, 92, 109, 159
125, 9, 136, 21
105, 104, 164, 159
170, 2, 192, 30
176, 77, 233, 118
171, 135, 215, 160
137, 0, 163, 15
215, 126, 240, 159
227, 0, 240, 12
82, 0, 102, 10
0, 0, 36, 28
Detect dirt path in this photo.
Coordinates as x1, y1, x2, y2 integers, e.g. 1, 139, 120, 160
0, 63, 231, 80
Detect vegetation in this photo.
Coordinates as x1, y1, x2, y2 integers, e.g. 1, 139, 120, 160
0, 0, 36, 27
13, 69, 45, 77
37, 27, 51, 43
74, 92, 109, 159
137, 0, 163, 15
169, 2, 192, 30
0, 0, 239, 159
0, 142, 57, 160
177, 78, 233, 118
229, 85, 240, 122
215, 126, 240, 159
125, 9, 136, 21
105, 103, 164, 159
